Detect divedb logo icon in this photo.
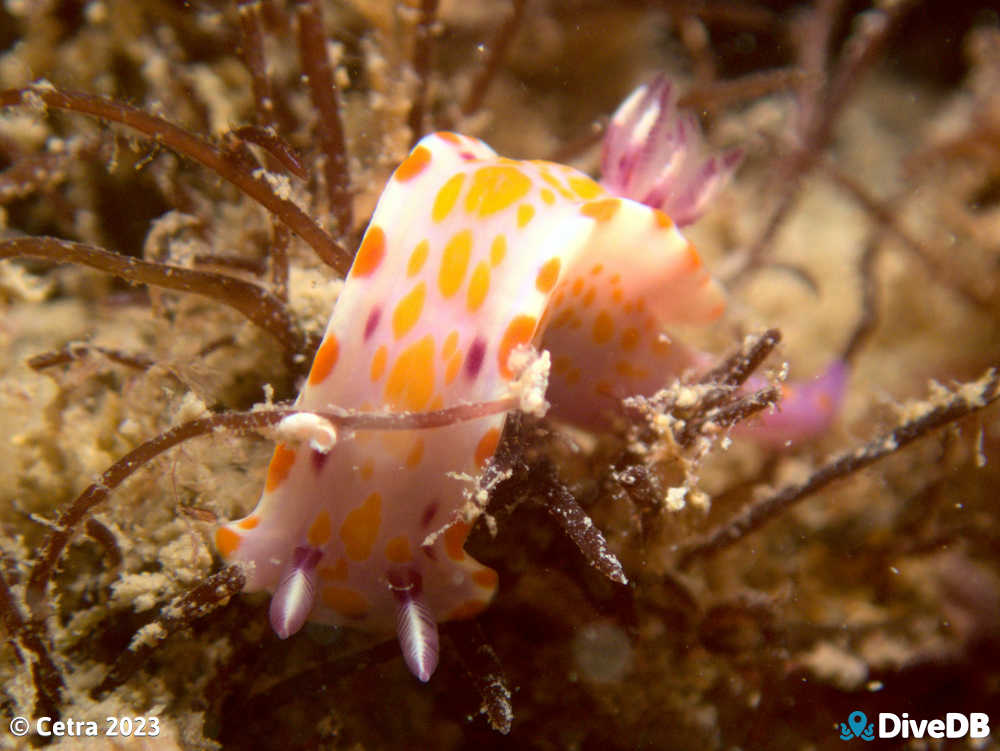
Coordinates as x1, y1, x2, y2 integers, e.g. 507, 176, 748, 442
839, 710, 991, 741
839, 711, 875, 741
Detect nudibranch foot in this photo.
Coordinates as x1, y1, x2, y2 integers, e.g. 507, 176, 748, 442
269, 545, 322, 639
389, 569, 440, 682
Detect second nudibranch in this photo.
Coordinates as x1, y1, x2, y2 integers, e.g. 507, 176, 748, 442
216, 130, 728, 681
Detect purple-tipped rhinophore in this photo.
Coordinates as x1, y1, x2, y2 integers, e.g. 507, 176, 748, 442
388, 569, 439, 682
269, 546, 322, 639
600, 75, 742, 227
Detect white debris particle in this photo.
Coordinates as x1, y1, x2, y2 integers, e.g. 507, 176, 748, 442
799, 641, 867, 690
507, 347, 550, 417
175, 391, 209, 423
689, 489, 710, 510
674, 386, 699, 408
0, 262, 52, 302
118, 417, 144, 441
665, 486, 687, 511
252, 167, 293, 200
276, 412, 338, 452
129, 621, 166, 651
84, 0, 107, 23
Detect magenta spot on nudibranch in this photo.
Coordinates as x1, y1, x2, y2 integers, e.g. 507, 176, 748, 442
420, 502, 439, 529
311, 449, 329, 473
464, 336, 487, 379
364, 307, 381, 341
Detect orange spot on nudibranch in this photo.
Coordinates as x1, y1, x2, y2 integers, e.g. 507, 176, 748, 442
308, 335, 339, 384
815, 392, 834, 413
215, 527, 241, 556
552, 354, 572, 374
581, 197, 621, 222
540, 188, 556, 205
592, 310, 615, 344
540, 170, 574, 200
443, 521, 470, 561
393, 281, 426, 339
653, 209, 674, 229
582, 287, 596, 307
474, 427, 501, 468
621, 328, 639, 351
465, 166, 532, 217
685, 242, 703, 269
517, 203, 535, 227
551, 308, 574, 329
615, 360, 646, 379
436, 131, 464, 145
308, 511, 332, 546
447, 599, 489, 620
360, 458, 374, 481
466, 262, 490, 312
445, 351, 462, 384
439, 229, 473, 298
568, 174, 605, 199
652, 337, 672, 358
385, 535, 413, 563
265, 444, 297, 491
535, 257, 561, 293
318, 558, 349, 581
394, 145, 431, 181
473, 568, 499, 590
340, 492, 382, 561
321, 586, 368, 618
370, 345, 387, 381
385, 335, 435, 410
237, 516, 259, 530
571, 278, 584, 296
406, 438, 424, 468
351, 226, 385, 278
498, 315, 537, 379
432, 173, 465, 222
408, 240, 429, 277
442, 331, 459, 361
490, 234, 507, 266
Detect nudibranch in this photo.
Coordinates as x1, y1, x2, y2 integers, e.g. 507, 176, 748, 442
215, 76, 845, 683
215, 128, 727, 681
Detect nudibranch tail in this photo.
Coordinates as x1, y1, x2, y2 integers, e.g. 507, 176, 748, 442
740, 359, 849, 447
389, 569, 439, 682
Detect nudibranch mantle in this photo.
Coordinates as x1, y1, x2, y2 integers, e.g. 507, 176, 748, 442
215, 131, 725, 679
